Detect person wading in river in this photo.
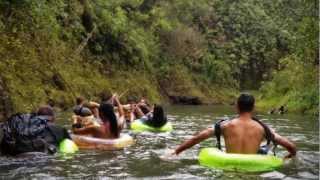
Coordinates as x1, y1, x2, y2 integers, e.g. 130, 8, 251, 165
1, 106, 71, 155
173, 93, 296, 159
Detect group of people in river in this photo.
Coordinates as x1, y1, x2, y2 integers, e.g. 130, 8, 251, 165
0, 92, 296, 161
70, 93, 167, 139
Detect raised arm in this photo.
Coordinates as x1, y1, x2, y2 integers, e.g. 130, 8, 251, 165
114, 95, 124, 117
138, 102, 152, 112
174, 128, 214, 155
129, 112, 135, 122
71, 115, 79, 124
113, 95, 125, 129
134, 105, 145, 118
89, 101, 100, 108
273, 132, 297, 158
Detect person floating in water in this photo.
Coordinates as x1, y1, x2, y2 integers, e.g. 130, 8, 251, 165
134, 104, 167, 128
1, 106, 71, 155
278, 105, 287, 114
71, 96, 101, 129
268, 105, 287, 115
172, 93, 296, 159
72, 94, 125, 139
268, 108, 276, 114
132, 97, 152, 116
72, 106, 101, 129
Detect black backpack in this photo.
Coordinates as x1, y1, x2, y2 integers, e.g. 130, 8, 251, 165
0, 113, 59, 155
214, 116, 277, 155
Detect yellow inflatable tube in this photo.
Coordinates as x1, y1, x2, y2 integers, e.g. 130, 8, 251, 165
71, 134, 134, 150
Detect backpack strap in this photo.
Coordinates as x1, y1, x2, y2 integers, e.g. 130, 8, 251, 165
214, 118, 229, 150
252, 117, 278, 155
42, 125, 58, 154
46, 125, 58, 143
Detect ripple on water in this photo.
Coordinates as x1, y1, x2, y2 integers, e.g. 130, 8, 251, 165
0, 106, 318, 179
297, 172, 319, 180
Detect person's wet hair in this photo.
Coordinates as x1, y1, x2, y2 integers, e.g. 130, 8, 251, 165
100, 91, 113, 103
99, 103, 119, 138
37, 106, 55, 122
76, 97, 85, 105
47, 98, 55, 107
127, 96, 136, 104
152, 104, 167, 127
237, 93, 255, 113
37, 106, 55, 116
79, 107, 93, 117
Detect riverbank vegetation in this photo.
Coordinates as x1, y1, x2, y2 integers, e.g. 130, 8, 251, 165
0, 0, 318, 119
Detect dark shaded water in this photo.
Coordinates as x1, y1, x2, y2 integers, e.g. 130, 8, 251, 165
0, 105, 319, 179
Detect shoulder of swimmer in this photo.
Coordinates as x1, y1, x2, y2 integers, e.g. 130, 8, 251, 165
220, 118, 264, 137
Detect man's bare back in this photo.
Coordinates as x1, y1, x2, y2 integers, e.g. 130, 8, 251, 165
173, 93, 296, 159
222, 117, 264, 154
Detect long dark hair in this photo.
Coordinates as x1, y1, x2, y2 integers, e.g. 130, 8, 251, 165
99, 103, 119, 138
152, 104, 167, 127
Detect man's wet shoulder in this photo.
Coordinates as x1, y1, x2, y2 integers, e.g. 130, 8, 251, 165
220, 118, 237, 129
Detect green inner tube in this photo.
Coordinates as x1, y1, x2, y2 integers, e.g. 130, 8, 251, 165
198, 148, 283, 172
131, 120, 173, 132
59, 139, 79, 154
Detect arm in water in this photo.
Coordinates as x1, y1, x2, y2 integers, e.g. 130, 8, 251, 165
273, 131, 297, 159
174, 128, 214, 155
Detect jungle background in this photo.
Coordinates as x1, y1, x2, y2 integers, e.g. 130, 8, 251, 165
0, 0, 318, 120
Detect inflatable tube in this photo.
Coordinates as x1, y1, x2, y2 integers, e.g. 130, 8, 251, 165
59, 139, 79, 153
71, 134, 134, 150
198, 148, 283, 172
131, 120, 173, 132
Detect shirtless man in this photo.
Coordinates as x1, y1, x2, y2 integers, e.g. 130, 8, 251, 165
173, 93, 296, 159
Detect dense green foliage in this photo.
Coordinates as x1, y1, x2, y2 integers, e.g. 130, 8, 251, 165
0, 0, 317, 117
258, 1, 318, 114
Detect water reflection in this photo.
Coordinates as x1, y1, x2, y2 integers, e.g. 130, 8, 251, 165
0, 105, 318, 179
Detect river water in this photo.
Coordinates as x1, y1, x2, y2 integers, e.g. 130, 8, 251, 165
0, 105, 318, 179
